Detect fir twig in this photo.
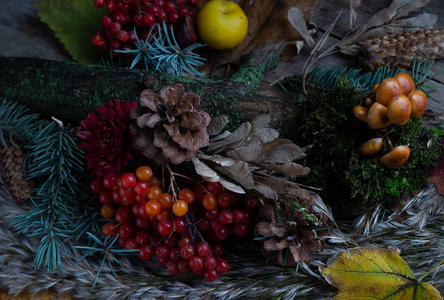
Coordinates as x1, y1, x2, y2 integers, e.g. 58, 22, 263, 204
10, 118, 87, 271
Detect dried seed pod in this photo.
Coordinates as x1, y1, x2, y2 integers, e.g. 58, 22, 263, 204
380, 145, 410, 168
393, 72, 415, 96
387, 95, 411, 126
408, 90, 428, 119
358, 138, 383, 158
375, 78, 402, 107
353, 105, 369, 122
360, 29, 444, 71
367, 102, 391, 129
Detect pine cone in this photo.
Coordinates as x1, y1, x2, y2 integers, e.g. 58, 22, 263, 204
360, 28, 444, 71
255, 195, 329, 266
0, 138, 33, 203
130, 84, 210, 165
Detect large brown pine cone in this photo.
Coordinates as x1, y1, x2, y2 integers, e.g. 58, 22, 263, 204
360, 28, 444, 71
130, 84, 210, 165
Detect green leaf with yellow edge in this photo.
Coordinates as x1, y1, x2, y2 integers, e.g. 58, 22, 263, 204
320, 246, 443, 300
33, 0, 107, 64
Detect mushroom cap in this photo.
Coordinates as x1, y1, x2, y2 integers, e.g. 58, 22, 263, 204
387, 95, 411, 126
358, 138, 384, 158
367, 102, 391, 129
408, 90, 428, 119
394, 72, 415, 96
376, 78, 402, 106
353, 106, 369, 122
380, 145, 410, 168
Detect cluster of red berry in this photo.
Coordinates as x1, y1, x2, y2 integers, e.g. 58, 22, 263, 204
92, 0, 199, 52
89, 165, 259, 282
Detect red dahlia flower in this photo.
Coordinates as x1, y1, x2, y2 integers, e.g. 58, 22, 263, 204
77, 99, 139, 178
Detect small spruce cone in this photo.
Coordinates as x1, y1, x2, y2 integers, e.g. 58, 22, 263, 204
130, 84, 210, 165
254, 195, 329, 266
360, 28, 444, 71
0, 138, 33, 203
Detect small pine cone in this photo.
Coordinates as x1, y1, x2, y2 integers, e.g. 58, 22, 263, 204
0, 138, 33, 203
130, 84, 210, 165
254, 198, 329, 266
360, 28, 444, 71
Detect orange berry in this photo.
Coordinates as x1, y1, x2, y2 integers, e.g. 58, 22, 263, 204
100, 204, 115, 219
172, 200, 188, 217
178, 188, 195, 204
202, 194, 217, 210
158, 193, 173, 209
136, 166, 153, 181
148, 176, 161, 187
147, 186, 162, 200
145, 199, 161, 216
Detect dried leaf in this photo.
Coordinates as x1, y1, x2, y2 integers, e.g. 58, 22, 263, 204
226, 143, 262, 161
192, 157, 219, 182
287, 7, 316, 48
265, 162, 311, 176
321, 247, 442, 300
218, 177, 245, 194
253, 181, 278, 200
261, 143, 306, 163
207, 122, 252, 153
206, 115, 229, 136
260, 139, 295, 153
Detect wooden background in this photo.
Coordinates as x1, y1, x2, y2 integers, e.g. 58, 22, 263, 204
0, 0, 443, 115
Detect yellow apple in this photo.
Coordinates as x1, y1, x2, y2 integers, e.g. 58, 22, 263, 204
197, 0, 248, 51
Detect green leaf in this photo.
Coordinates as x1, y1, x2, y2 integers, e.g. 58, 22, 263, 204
320, 247, 443, 300
33, 0, 107, 64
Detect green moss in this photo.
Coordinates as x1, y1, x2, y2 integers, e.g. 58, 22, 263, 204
296, 78, 443, 217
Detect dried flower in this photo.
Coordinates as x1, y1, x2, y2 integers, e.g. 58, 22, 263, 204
77, 99, 139, 178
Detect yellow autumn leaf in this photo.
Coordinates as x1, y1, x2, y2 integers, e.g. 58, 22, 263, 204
320, 246, 443, 300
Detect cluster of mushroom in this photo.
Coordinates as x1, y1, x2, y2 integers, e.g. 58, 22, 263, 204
353, 72, 428, 168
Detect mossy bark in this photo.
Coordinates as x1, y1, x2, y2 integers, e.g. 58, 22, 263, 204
0, 43, 300, 138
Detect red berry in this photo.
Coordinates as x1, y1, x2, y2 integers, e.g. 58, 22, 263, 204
135, 216, 151, 229
197, 218, 210, 231
210, 218, 223, 231
102, 15, 113, 27
211, 243, 224, 257
89, 178, 102, 194
175, 0, 185, 6
189, 255, 204, 271
121, 173, 137, 189
156, 209, 171, 222
117, 30, 129, 42
232, 210, 244, 223
217, 192, 231, 208
133, 180, 150, 195
178, 6, 188, 16
98, 189, 112, 205
109, 22, 122, 35
196, 242, 210, 257
119, 223, 135, 240
115, 207, 132, 224
92, 35, 104, 47
205, 208, 219, 220
169, 247, 180, 261
214, 227, 229, 240
169, 11, 180, 23
158, 193, 173, 209
139, 245, 154, 260
180, 244, 195, 259
164, 1, 176, 13
164, 234, 179, 248
215, 258, 229, 274
157, 9, 168, 21
111, 188, 122, 203
189, 0, 199, 4
233, 223, 249, 237
135, 230, 151, 245
100, 204, 115, 219
206, 182, 223, 195
166, 260, 179, 274
158, 219, 174, 236
148, 5, 160, 16
178, 259, 191, 273
113, 12, 126, 23
102, 222, 118, 237
124, 238, 139, 250
154, 0, 165, 7
178, 188, 195, 204
135, 193, 148, 203
107, 0, 118, 11
102, 172, 117, 189
94, 0, 106, 8
156, 245, 170, 259
204, 255, 217, 270
109, 38, 121, 50
204, 269, 218, 282
174, 216, 187, 233
218, 210, 233, 225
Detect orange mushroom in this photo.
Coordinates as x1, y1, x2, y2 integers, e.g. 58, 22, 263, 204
353, 106, 369, 122
367, 102, 391, 129
408, 90, 428, 118
387, 95, 411, 126
358, 138, 384, 158
376, 78, 402, 106
380, 145, 410, 168
393, 72, 415, 96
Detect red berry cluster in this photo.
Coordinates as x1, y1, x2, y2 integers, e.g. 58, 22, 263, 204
89, 167, 259, 282
91, 0, 199, 52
